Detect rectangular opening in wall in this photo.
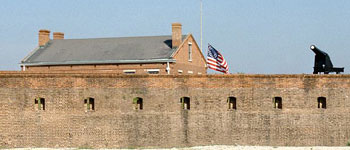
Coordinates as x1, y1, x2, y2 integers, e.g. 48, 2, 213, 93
178, 70, 183, 74
146, 69, 160, 74
180, 97, 190, 110
133, 97, 143, 110
84, 99, 87, 111
84, 97, 95, 111
89, 98, 95, 110
188, 71, 193, 74
228, 97, 237, 110
273, 97, 282, 109
35, 97, 45, 111
318, 97, 326, 109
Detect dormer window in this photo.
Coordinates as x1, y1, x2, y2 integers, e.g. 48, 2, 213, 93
188, 42, 192, 61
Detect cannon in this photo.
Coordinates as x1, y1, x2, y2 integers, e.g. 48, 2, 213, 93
310, 45, 344, 74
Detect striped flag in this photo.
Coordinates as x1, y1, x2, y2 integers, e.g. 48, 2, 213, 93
207, 44, 229, 74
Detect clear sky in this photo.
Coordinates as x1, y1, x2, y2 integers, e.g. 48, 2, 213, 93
0, 0, 349, 74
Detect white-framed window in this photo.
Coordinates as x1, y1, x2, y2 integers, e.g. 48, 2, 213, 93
188, 42, 192, 61
188, 71, 193, 74
123, 70, 136, 74
198, 72, 202, 75
146, 69, 160, 74
178, 70, 183, 74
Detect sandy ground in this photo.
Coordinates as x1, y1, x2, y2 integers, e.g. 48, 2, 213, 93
5, 145, 350, 150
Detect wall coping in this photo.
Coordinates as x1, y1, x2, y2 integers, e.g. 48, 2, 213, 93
0, 71, 349, 79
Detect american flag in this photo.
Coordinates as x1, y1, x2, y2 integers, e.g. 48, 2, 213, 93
207, 44, 229, 74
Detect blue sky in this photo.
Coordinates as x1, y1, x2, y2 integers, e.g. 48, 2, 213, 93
0, 0, 349, 74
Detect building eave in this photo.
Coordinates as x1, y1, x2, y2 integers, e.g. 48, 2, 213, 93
20, 59, 176, 66
21, 46, 41, 63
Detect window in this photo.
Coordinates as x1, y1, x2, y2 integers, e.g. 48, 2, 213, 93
133, 97, 143, 110
273, 97, 282, 109
178, 70, 183, 74
188, 71, 193, 74
188, 42, 192, 61
227, 97, 237, 110
34, 97, 45, 110
84, 97, 95, 111
123, 70, 136, 74
146, 69, 160, 74
180, 97, 190, 110
318, 97, 326, 109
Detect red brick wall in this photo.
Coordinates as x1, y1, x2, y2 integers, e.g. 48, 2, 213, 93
24, 63, 170, 75
0, 72, 349, 148
172, 35, 207, 75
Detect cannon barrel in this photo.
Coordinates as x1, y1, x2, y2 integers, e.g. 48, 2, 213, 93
310, 45, 321, 54
310, 45, 316, 50
310, 45, 327, 56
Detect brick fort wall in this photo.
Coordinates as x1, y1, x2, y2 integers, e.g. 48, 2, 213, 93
0, 72, 349, 148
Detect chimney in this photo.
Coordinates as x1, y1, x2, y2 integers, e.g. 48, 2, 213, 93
38, 29, 50, 46
172, 23, 182, 48
53, 32, 64, 40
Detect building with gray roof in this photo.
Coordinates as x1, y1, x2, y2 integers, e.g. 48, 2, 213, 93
20, 23, 207, 75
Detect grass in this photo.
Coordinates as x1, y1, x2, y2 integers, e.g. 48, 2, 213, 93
78, 144, 93, 149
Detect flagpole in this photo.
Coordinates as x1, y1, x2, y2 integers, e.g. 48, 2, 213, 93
200, 0, 203, 53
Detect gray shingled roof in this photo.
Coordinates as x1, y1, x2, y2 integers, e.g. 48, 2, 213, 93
21, 35, 187, 66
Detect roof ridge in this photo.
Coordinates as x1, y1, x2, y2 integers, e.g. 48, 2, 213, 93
57, 35, 188, 40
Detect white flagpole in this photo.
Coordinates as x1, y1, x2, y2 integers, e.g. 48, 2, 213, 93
200, 0, 203, 53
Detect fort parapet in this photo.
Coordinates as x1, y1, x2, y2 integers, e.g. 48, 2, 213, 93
0, 71, 349, 148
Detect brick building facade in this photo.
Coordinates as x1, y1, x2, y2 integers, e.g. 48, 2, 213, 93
20, 23, 207, 75
0, 72, 349, 148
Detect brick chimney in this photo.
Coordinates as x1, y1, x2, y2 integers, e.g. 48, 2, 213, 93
38, 29, 50, 46
53, 32, 64, 40
172, 23, 182, 48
